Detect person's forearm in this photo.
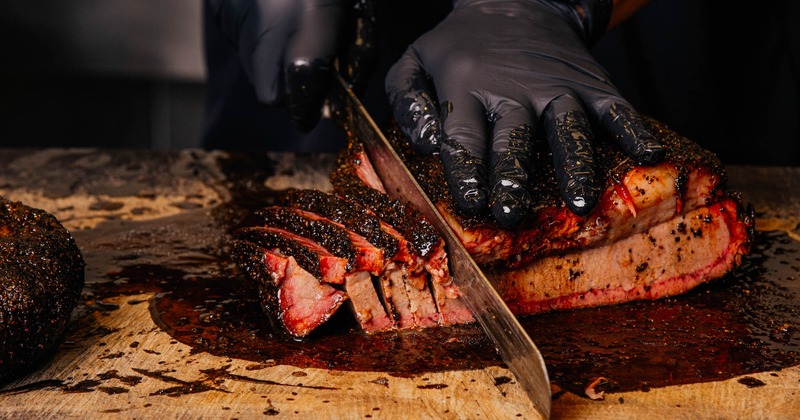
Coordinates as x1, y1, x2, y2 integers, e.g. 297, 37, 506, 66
610, 0, 650, 29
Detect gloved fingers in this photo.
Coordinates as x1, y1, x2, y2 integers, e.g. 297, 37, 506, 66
283, 0, 348, 133
440, 94, 490, 218
543, 93, 601, 217
385, 51, 442, 155
488, 106, 535, 228
586, 97, 665, 166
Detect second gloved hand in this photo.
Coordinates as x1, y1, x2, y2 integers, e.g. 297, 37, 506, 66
385, 0, 664, 227
209, 0, 351, 133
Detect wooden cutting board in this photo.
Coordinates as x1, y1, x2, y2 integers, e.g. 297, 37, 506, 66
0, 149, 798, 419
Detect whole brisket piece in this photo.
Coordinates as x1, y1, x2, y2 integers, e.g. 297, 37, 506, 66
385, 117, 754, 316
231, 117, 753, 337
0, 197, 85, 380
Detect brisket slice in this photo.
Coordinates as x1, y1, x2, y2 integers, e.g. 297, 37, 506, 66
234, 226, 348, 285
344, 271, 395, 333
232, 240, 347, 338
383, 116, 754, 315
422, 245, 473, 325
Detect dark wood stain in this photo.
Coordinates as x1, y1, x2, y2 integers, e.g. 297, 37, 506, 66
417, 384, 448, 390
737, 376, 766, 388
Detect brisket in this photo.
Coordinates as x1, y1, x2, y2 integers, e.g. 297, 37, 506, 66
279, 190, 427, 329
234, 226, 348, 285
280, 189, 399, 259
232, 117, 753, 337
282, 189, 465, 328
243, 205, 393, 333
232, 240, 347, 337
344, 271, 394, 333
385, 117, 754, 316
493, 198, 752, 314
331, 141, 441, 258
331, 142, 473, 326
389, 118, 729, 267
0, 197, 85, 380
251, 206, 385, 275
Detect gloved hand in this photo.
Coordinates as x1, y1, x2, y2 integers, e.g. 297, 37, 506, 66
385, 0, 664, 227
209, 0, 373, 133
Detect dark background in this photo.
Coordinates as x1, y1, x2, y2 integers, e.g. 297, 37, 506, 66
594, 0, 800, 166
1, 0, 798, 165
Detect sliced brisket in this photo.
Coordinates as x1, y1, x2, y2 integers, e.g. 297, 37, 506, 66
245, 205, 394, 333
251, 206, 385, 275
280, 189, 399, 259
279, 190, 426, 329
331, 141, 473, 326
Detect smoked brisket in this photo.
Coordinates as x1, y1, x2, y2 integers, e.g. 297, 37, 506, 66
232, 117, 753, 337
0, 197, 85, 380
385, 117, 753, 316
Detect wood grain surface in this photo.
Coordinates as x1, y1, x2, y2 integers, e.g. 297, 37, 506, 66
0, 149, 798, 419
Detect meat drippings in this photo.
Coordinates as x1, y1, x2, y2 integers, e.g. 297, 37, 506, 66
90, 229, 800, 395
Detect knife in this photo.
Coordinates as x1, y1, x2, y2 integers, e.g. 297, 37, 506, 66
328, 74, 551, 419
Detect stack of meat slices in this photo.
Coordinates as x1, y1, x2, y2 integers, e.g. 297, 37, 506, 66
231, 178, 473, 338
232, 117, 754, 338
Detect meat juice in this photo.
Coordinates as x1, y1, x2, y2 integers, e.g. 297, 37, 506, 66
89, 204, 799, 396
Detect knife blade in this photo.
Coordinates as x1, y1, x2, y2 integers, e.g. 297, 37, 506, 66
328, 74, 551, 419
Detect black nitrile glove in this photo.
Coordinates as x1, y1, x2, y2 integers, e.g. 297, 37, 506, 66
209, 0, 362, 133
385, 0, 664, 227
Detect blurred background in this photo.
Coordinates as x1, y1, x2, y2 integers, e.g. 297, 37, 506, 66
0, 0, 797, 164
0, 0, 205, 150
